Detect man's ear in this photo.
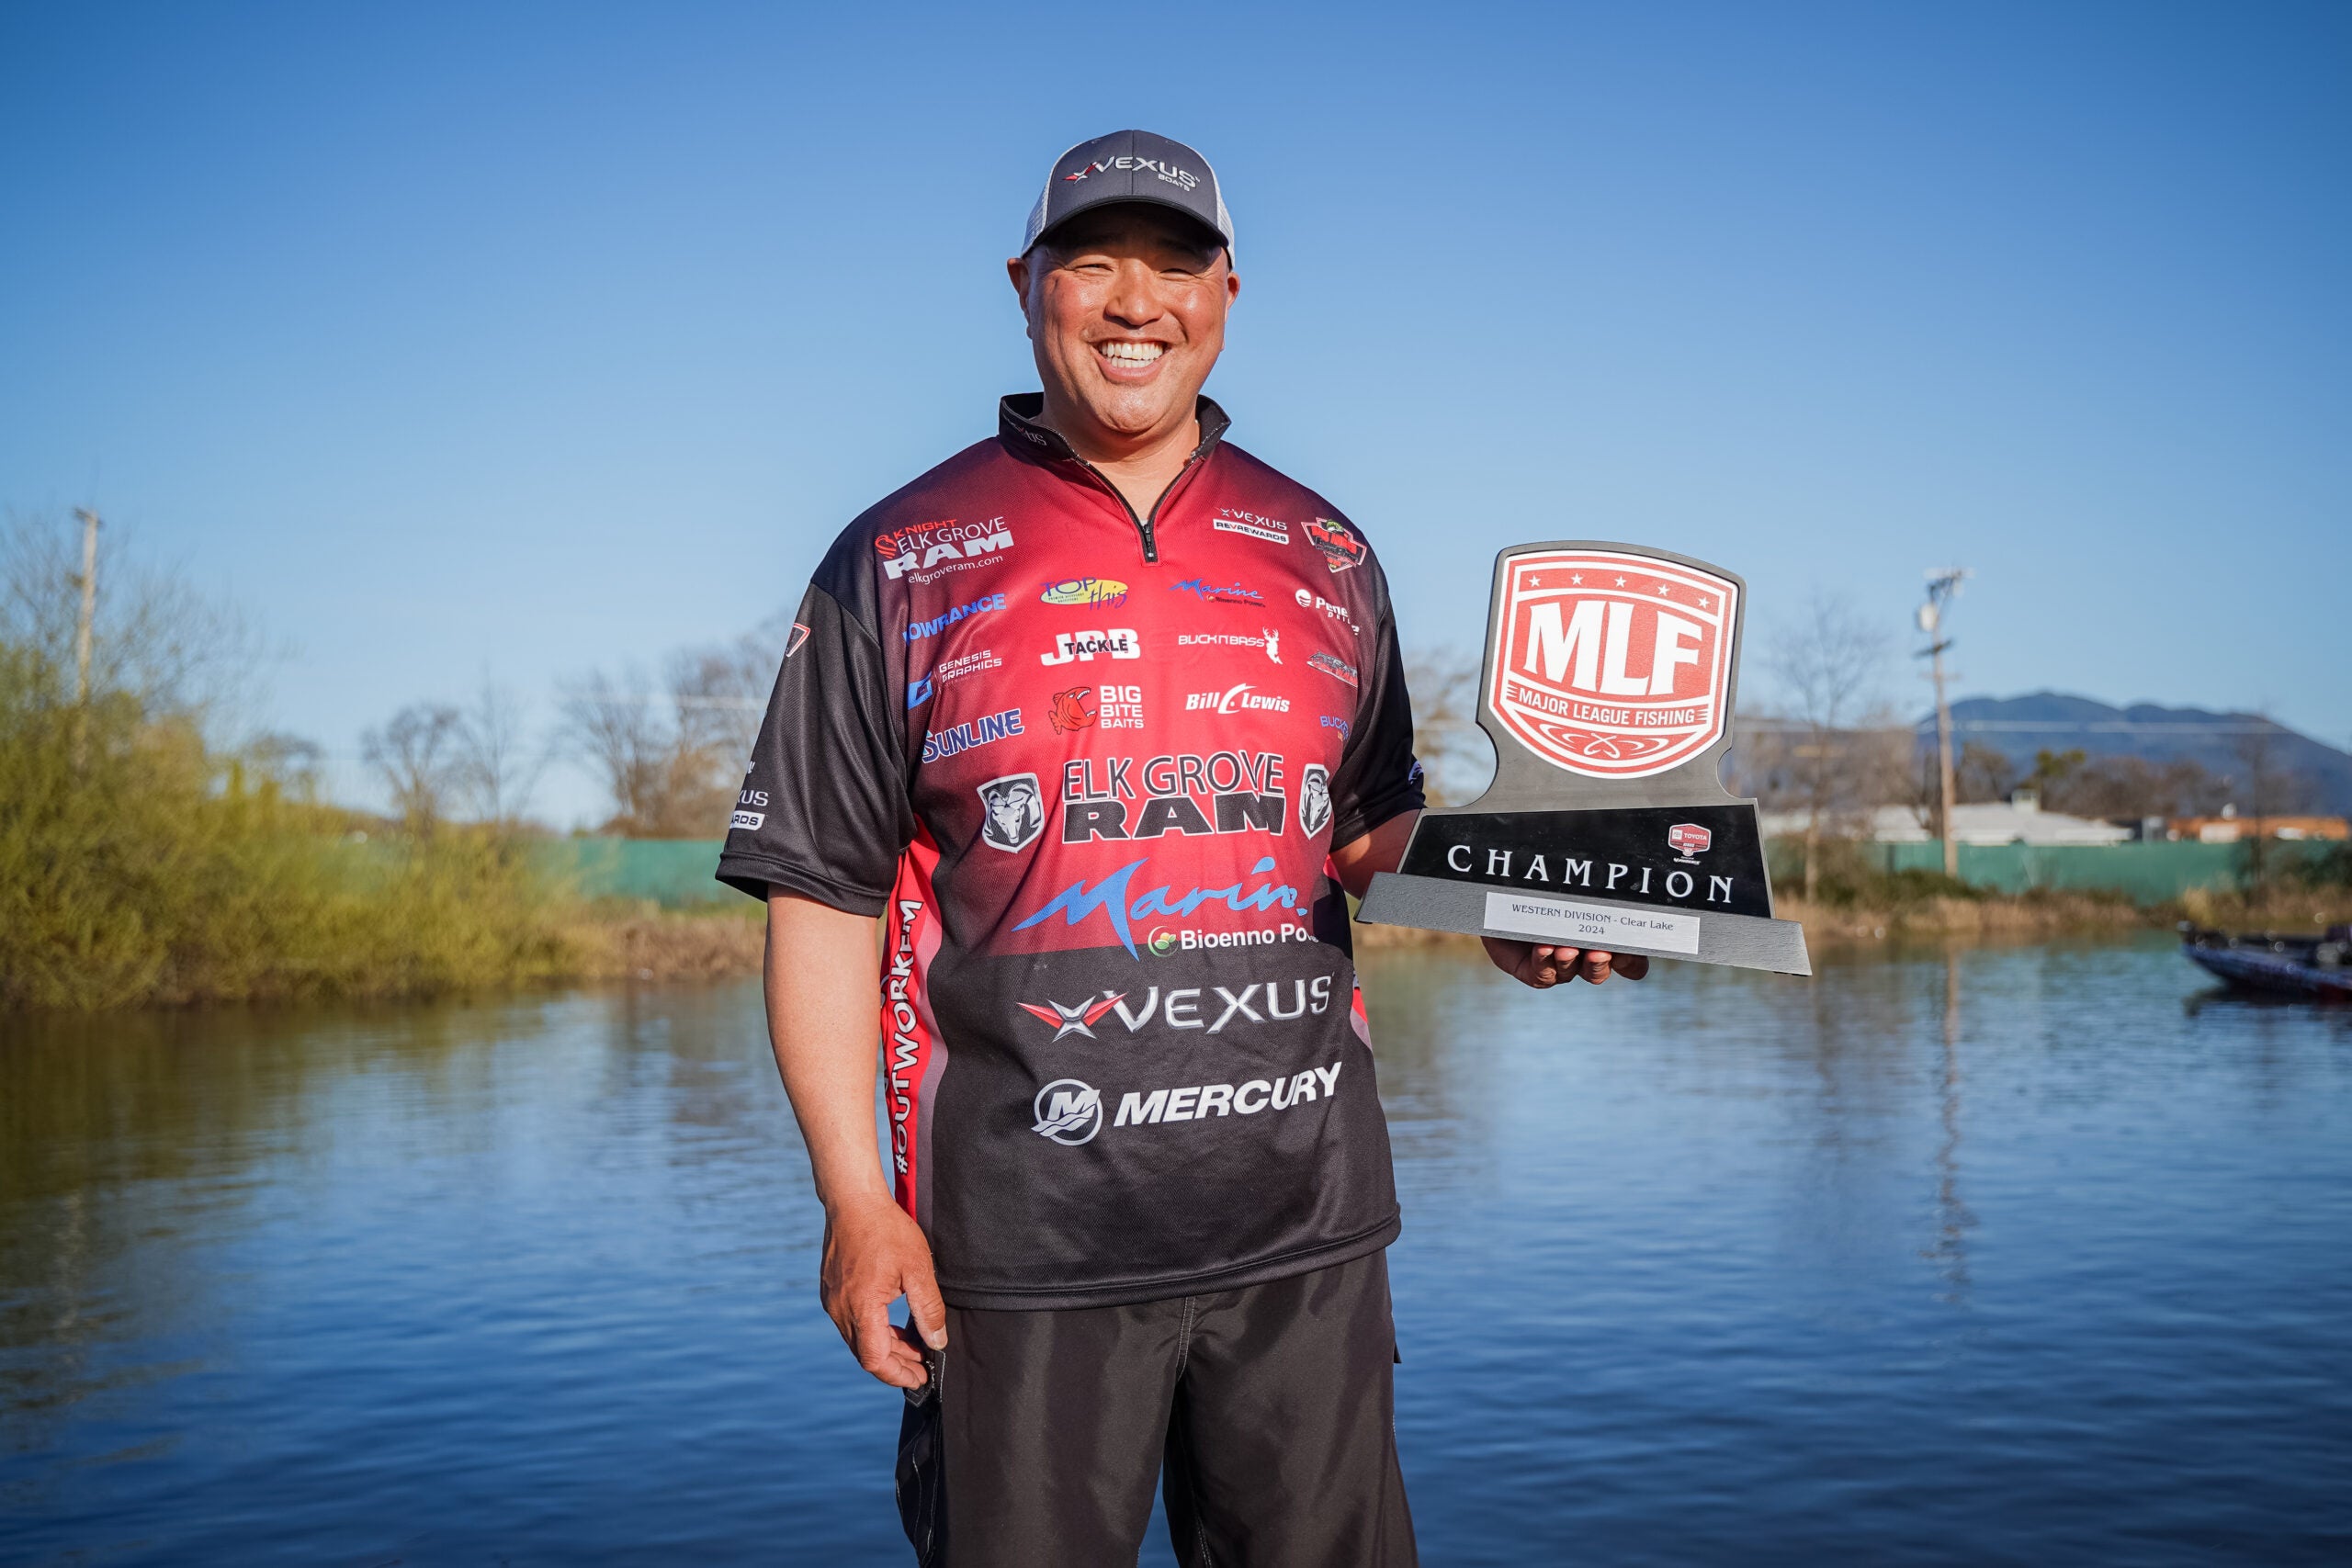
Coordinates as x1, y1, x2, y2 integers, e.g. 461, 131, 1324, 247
1006, 254, 1035, 336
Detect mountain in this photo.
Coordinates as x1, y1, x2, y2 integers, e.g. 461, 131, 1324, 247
1919, 693, 2352, 817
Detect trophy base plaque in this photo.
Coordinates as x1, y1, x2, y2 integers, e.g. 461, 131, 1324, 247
1353, 541, 1811, 977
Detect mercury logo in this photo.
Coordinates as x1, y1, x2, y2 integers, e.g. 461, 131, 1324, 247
1031, 1079, 1102, 1145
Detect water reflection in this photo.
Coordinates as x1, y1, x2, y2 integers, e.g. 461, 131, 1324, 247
5, 942, 2350, 1565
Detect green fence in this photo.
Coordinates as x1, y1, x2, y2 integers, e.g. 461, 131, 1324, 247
1858, 840, 2332, 904
533, 840, 736, 907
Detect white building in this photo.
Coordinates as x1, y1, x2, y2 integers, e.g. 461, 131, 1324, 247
1763, 788, 2131, 847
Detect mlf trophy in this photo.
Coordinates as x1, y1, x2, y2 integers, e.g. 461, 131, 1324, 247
1357, 542, 1811, 976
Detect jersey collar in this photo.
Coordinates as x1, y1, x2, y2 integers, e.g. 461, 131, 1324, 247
997, 392, 1231, 469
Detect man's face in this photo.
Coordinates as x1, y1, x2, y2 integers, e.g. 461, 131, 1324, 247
1009, 207, 1238, 448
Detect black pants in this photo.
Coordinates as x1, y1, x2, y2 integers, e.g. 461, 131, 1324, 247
897, 1249, 1417, 1567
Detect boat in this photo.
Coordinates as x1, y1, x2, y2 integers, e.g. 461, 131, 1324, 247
2180, 923, 2352, 1000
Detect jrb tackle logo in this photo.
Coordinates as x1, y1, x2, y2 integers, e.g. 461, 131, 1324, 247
1040, 577, 1130, 608
877, 518, 1013, 581
1030, 1079, 1102, 1145
1489, 549, 1737, 780
1040, 627, 1140, 665
1668, 823, 1713, 863
1305, 517, 1365, 574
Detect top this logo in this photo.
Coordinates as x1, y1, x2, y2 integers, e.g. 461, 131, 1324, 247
1488, 549, 1737, 780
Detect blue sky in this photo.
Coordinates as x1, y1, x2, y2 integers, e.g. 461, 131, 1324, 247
5, 3, 2345, 822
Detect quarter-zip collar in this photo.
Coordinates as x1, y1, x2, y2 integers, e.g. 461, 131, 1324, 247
996, 392, 1229, 564
997, 391, 1231, 469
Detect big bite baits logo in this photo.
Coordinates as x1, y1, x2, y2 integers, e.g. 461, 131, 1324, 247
1488, 549, 1737, 780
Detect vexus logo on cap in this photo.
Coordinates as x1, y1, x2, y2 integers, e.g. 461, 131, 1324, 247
1023, 130, 1235, 258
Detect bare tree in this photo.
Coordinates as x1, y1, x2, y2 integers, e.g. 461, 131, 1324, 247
452, 679, 542, 827
2227, 712, 2312, 894
1763, 592, 1894, 901
363, 704, 466, 831
1403, 646, 1492, 807
560, 668, 670, 835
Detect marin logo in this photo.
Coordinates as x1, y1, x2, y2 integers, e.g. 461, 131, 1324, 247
1170, 578, 1262, 605
1016, 976, 1336, 1037
1668, 822, 1713, 863
1013, 854, 1303, 958
905, 592, 1006, 643
1061, 154, 1201, 192
1306, 650, 1359, 688
1031, 1079, 1103, 1145
1057, 751, 1289, 850
1305, 517, 1365, 574
1184, 682, 1290, 716
784, 622, 811, 658
877, 519, 1014, 581
1048, 686, 1096, 733
976, 773, 1046, 852
1040, 627, 1140, 665
1040, 577, 1130, 608
1212, 511, 1291, 544
1489, 549, 1737, 779
1298, 764, 1333, 838
1174, 629, 1280, 664
921, 707, 1023, 763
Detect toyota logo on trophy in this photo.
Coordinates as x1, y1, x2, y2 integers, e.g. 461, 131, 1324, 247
1358, 542, 1811, 976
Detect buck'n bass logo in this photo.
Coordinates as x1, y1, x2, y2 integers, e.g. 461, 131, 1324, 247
1489, 549, 1737, 780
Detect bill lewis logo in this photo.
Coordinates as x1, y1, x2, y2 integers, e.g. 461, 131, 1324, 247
876, 518, 1013, 581
1040, 627, 1139, 665
1040, 577, 1129, 608
1668, 822, 1713, 863
1170, 577, 1262, 605
1031, 1079, 1103, 1145
1488, 548, 1737, 780
1305, 517, 1365, 574
1184, 682, 1290, 715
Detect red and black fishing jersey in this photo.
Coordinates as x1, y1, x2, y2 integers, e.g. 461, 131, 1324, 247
719, 394, 1424, 1310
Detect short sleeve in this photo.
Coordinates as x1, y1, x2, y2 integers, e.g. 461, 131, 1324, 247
715, 581, 913, 911
1326, 568, 1425, 849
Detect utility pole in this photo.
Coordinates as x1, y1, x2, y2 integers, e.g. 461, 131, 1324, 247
1917, 568, 1969, 879
72, 507, 101, 770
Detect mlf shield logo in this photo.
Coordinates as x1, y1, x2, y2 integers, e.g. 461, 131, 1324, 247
1488, 549, 1737, 780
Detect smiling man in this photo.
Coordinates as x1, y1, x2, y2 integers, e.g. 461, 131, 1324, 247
719, 129, 1645, 1567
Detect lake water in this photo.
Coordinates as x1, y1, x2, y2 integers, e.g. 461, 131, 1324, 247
4, 936, 2348, 1565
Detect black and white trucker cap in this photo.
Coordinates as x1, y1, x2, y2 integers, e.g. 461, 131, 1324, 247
1021, 130, 1234, 256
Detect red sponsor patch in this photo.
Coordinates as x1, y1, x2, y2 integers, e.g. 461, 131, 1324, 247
1487, 550, 1737, 780
1047, 686, 1097, 733
1668, 823, 1713, 860
1304, 517, 1365, 574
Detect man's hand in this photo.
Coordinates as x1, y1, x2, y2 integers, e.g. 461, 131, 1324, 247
1479, 938, 1649, 988
821, 1192, 947, 1391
